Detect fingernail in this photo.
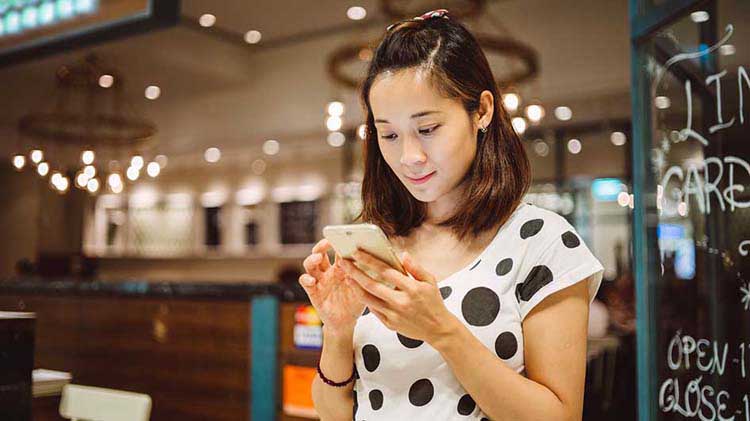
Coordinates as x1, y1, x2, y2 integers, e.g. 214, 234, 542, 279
311, 254, 321, 263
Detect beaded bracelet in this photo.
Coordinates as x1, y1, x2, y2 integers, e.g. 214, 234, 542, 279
316, 361, 357, 387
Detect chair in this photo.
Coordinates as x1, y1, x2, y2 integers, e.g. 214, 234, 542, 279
59, 384, 152, 421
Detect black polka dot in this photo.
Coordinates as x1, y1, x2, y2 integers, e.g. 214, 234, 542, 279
481, 418, 489, 421
457, 393, 476, 415
353, 390, 358, 417
495, 331, 518, 359
516, 265, 554, 302
440, 286, 452, 299
461, 287, 501, 326
469, 259, 481, 270
520, 218, 544, 239
408, 378, 434, 406
495, 258, 513, 276
397, 332, 424, 348
362, 344, 380, 372
561, 230, 581, 248
369, 389, 384, 410
362, 307, 370, 316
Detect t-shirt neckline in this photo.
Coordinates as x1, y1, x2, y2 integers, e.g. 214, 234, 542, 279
436, 201, 528, 285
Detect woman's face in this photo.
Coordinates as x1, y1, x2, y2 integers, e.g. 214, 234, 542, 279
369, 68, 483, 203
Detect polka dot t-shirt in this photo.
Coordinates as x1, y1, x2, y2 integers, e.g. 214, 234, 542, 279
351, 202, 604, 419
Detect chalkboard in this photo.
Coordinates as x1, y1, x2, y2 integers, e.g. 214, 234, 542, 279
637, 1, 750, 419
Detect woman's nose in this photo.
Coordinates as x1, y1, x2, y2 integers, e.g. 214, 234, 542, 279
399, 136, 427, 166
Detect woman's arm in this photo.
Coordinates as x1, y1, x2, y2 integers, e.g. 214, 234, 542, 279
431, 278, 592, 421
310, 325, 355, 421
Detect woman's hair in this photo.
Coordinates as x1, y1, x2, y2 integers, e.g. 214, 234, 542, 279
354, 15, 532, 242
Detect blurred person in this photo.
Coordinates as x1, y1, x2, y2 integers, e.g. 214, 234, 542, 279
298, 9, 604, 420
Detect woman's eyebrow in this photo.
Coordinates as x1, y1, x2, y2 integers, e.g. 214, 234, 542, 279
374, 110, 443, 123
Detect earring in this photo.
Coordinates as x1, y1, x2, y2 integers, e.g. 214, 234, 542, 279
479, 126, 487, 134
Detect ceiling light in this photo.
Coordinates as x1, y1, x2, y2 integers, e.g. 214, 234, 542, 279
98, 74, 113, 88
86, 178, 99, 193
126, 166, 139, 181
525, 104, 545, 123
245, 30, 262, 44
263, 140, 280, 155
147, 162, 160, 177
154, 154, 168, 168
83, 165, 96, 178
12, 154, 25, 170
37, 162, 49, 176
327, 101, 345, 117
199, 13, 216, 27
327, 131, 346, 147
30, 149, 43, 164
145, 85, 160, 100
502, 93, 520, 113
533, 139, 549, 157
554, 106, 572, 121
130, 156, 144, 170
611, 131, 627, 146
204, 147, 221, 163
511, 116, 527, 135
347, 6, 367, 20
81, 150, 95, 164
326, 115, 343, 131
567, 138, 582, 154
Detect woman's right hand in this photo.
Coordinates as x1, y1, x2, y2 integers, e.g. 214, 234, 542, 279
299, 238, 366, 336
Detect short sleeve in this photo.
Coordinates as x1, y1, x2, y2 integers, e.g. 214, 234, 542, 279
515, 214, 604, 321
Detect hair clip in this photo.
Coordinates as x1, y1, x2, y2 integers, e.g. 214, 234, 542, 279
386, 8, 450, 31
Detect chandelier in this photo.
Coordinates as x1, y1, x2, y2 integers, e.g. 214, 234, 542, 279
325, 0, 544, 137
11, 53, 162, 195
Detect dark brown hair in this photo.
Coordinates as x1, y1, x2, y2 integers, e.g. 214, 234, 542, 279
355, 15, 531, 242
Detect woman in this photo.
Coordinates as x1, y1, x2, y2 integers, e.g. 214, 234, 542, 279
299, 9, 604, 420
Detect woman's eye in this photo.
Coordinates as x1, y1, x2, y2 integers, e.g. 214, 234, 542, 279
381, 134, 397, 141
419, 125, 440, 135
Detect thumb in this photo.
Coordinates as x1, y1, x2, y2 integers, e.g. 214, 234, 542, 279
401, 252, 436, 285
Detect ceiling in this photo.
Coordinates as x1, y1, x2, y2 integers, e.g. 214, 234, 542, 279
0, 0, 631, 162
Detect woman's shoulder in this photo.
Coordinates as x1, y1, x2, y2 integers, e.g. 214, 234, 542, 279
513, 202, 575, 243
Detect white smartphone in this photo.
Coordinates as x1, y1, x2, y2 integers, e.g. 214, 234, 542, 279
322, 223, 409, 288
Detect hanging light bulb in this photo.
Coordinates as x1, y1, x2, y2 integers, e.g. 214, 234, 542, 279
327, 101, 345, 117
146, 162, 160, 177
108, 173, 123, 188
86, 178, 100, 194
130, 155, 144, 170
511, 117, 527, 135
51, 172, 63, 185
502, 93, 520, 113
57, 176, 69, 192
81, 150, 95, 165
37, 162, 49, 176
30, 149, 43, 164
83, 165, 96, 178
525, 104, 545, 123
126, 166, 140, 181
12, 154, 25, 170
326, 115, 343, 131
76, 171, 90, 188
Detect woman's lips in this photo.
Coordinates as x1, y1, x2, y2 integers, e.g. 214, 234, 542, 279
406, 171, 436, 184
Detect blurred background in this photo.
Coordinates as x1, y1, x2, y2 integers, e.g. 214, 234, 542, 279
0, 0, 659, 420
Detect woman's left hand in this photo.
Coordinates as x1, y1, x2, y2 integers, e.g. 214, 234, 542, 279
340, 248, 456, 344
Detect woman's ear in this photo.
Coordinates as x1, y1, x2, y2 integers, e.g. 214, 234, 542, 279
478, 90, 494, 128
